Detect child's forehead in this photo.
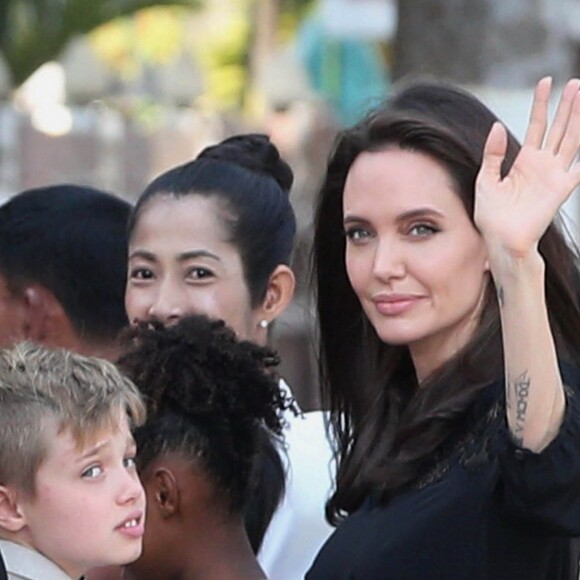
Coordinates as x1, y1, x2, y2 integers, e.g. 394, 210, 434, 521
47, 409, 134, 457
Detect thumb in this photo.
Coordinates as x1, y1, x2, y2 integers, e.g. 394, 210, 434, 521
479, 122, 508, 183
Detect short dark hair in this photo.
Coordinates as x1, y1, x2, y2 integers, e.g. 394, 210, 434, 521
0, 185, 131, 342
118, 315, 291, 517
128, 134, 297, 307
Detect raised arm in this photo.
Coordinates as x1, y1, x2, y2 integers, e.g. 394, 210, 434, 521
475, 77, 580, 452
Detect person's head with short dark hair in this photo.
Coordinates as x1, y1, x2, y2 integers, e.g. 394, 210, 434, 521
0, 342, 146, 579
118, 314, 290, 580
125, 133, 297, 345
0, 184, 132, 360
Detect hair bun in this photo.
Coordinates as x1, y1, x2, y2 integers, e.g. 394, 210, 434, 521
198, 133, 293, 193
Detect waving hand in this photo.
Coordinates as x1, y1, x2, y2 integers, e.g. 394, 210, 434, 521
475, 77, 580, 261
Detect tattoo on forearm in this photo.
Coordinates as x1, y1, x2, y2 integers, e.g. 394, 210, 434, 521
509, 370, 531, 446
497, 286, 505, 308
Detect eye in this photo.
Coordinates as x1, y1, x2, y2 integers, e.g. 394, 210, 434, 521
186, 267, 214, 280
408, 223, 439, 237
344, 227, 373, 243
129, 267, 154, 281
123, 456, 137, 470
82, 465, 103, 479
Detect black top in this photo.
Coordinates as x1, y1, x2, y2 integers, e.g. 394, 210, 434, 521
0, 550, 6, 580
307, 366, 580, 580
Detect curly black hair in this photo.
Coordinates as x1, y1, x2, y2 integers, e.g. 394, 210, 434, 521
118, 315, 291, 514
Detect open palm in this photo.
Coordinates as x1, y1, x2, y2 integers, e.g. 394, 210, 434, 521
475, 77, 580, 259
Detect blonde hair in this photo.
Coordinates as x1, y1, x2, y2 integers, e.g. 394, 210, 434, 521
0, 342, 145, 495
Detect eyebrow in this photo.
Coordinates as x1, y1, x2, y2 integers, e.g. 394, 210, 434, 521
77, 439, 110, 463
396, 208, 445, 222
177, 250, 221, 263
343, 207, 445, 225
128, 249, 221, 263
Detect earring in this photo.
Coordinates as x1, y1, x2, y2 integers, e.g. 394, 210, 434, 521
258, 319, 269, 329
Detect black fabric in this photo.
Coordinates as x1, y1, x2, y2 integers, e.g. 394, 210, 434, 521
307, 366, 580, 580
0, 549, 8, 580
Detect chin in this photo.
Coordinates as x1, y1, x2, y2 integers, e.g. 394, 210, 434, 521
373, 327, 424, 347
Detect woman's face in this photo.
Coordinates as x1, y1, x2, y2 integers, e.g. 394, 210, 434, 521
125, 195, 260, 341
343, 148, 489, 378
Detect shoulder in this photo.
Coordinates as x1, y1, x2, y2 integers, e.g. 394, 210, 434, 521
0, 540, 72, 580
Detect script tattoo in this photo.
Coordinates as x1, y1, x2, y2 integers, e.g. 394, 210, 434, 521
508, 370, 531, 446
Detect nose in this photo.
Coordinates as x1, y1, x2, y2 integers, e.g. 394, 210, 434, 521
117, 469, 144, 506
146, 278, 185, 325
372, 238, 406, 281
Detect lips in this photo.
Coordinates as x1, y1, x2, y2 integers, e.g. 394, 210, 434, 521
116, 512, 144, 538
372, 294, 423, 316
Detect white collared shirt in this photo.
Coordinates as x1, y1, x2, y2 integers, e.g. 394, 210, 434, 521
0, 540, 75, 580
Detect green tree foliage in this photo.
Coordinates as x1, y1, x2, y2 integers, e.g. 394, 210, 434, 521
0, 0, 199, 87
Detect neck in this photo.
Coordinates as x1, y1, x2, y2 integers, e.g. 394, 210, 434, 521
410, 321, 482, 386
175, 517, 266, 580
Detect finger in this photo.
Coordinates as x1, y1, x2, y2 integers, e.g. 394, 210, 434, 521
545, 78, 580, 154
479, 122, 508, 183
523, 77, 552, 148
557, 89, 580, 168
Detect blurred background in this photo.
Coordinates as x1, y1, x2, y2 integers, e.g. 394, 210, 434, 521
1, 0, 579, 408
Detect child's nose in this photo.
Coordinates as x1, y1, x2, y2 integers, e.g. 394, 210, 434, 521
117, 470, 145, 505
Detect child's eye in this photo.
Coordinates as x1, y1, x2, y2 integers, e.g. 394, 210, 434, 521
408, 223, 439, 237
123, 456, 137, 470
129, 267, 154, 280
82, 465, 103, 479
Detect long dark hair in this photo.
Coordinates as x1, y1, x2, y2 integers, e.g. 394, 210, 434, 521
312, 81, 580, 524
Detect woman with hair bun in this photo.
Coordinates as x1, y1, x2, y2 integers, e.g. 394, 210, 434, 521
125, 133, 334, 578
119, 314, 288, 580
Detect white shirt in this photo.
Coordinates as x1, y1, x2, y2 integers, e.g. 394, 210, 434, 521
257, 381, 335, 580
0, 540, 74, 580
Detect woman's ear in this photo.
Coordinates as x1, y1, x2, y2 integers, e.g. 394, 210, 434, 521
149, 468, 180, 519
258, 265, 296, 325
0, 486, 26, 533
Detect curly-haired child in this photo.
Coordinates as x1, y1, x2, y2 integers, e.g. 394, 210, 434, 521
118, 314, 290, 580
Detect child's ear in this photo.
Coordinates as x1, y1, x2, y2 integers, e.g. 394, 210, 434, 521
0, 486, 26, 533
150, 468, 180, 519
